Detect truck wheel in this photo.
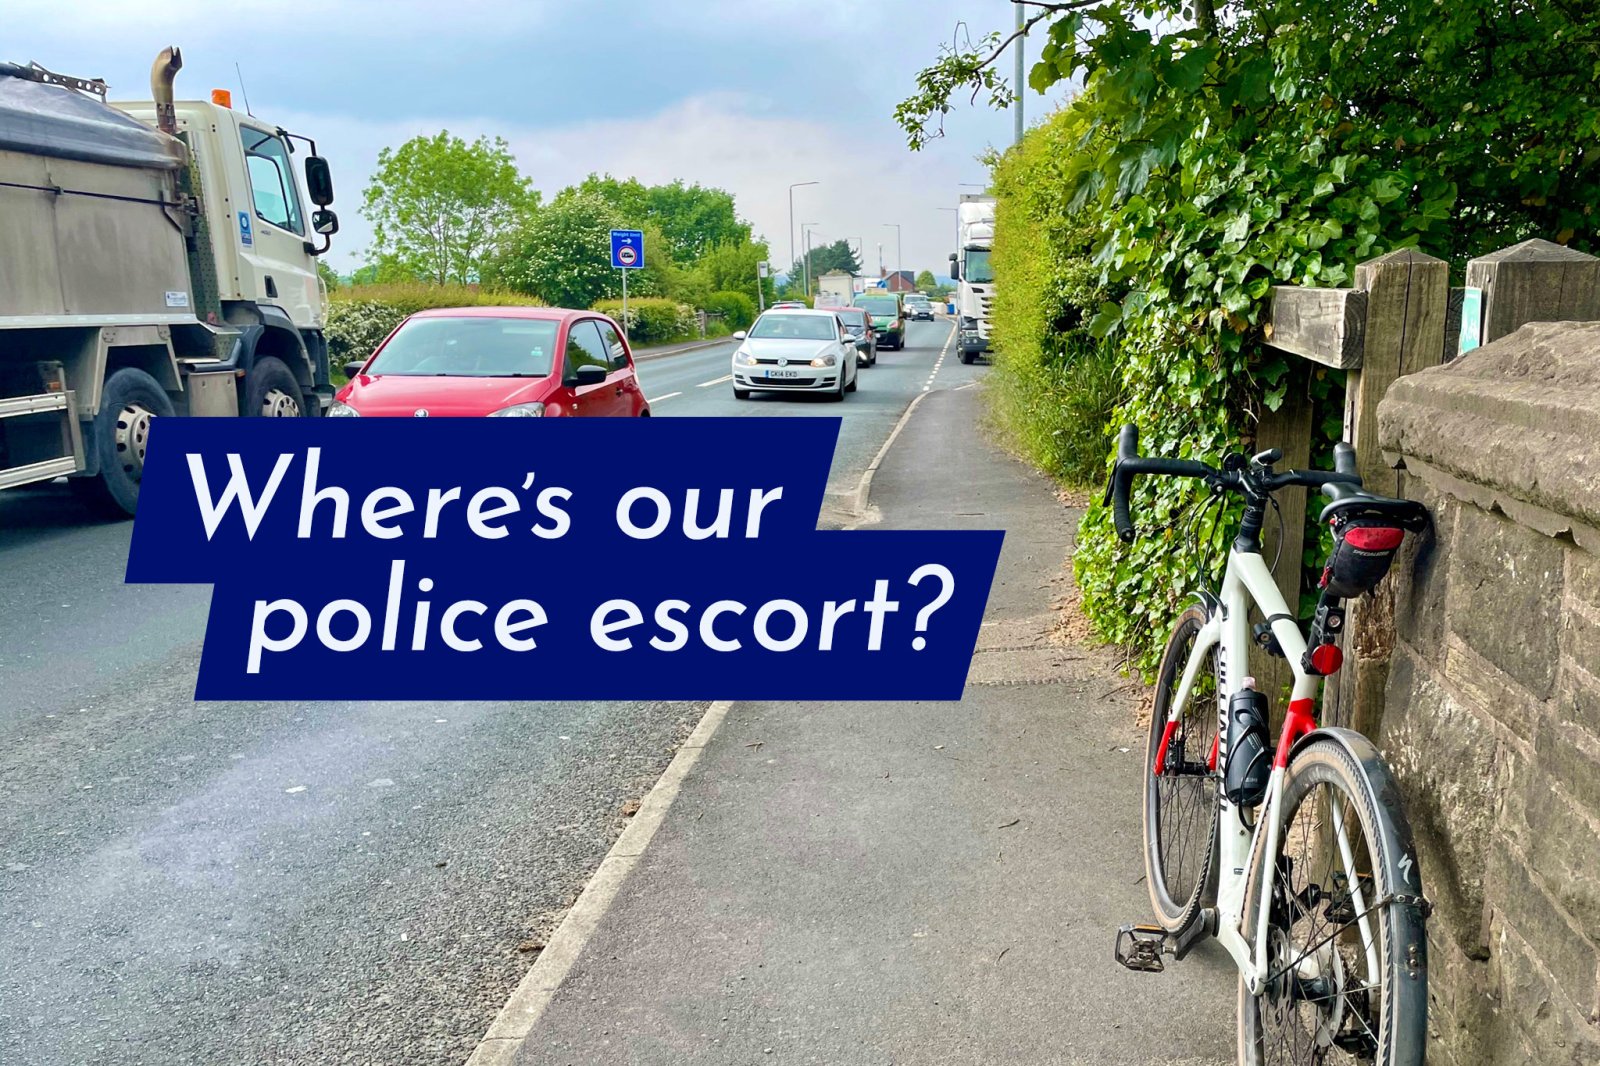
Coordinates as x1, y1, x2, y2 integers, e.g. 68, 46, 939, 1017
71, 367, 175, 518
245, 357, 308, 417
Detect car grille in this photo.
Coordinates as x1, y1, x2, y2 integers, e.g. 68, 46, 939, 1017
754, 376, 816, 387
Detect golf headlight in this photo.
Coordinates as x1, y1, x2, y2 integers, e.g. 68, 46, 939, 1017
488, 401, 547, 417
327, 400, 360, 417
809, 354, 837, 368
734, 349, 757, 366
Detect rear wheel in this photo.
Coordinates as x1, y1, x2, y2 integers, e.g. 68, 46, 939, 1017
71, 367, 174, 518
1237, 738, 1427, 1066
1143, 604, 1221, 932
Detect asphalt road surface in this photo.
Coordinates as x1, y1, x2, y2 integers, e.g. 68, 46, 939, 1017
0, 317, 984, 1065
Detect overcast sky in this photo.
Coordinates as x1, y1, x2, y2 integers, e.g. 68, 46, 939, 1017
7, 0, 1060, 278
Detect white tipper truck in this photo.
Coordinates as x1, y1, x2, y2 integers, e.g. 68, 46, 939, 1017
0, 48, 340, 516
949, 193, 995, 364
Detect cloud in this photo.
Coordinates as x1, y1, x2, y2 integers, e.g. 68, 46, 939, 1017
288, 92, 998, 281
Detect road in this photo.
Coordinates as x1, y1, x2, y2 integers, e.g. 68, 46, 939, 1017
0, 317, 981, 1065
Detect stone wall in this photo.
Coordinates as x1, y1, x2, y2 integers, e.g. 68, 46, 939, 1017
1377, 320, 1600, 1064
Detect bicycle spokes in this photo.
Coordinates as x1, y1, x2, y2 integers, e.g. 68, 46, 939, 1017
1258, 781, 1383, 1064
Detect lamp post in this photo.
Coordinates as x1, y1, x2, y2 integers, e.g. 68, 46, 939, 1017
1013, 1, 1025, 145
882, 223, 902, 292
788, 181, 818, 282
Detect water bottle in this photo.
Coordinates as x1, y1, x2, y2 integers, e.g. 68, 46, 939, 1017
1224, 678, 1271, 808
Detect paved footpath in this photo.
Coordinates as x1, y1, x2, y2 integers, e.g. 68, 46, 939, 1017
493, 385, 1234, 1065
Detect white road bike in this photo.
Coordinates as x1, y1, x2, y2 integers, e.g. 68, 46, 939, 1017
1105, 425, 1432, 1066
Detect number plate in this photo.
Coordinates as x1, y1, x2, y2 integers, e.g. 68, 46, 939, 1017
766, 369, 800, 379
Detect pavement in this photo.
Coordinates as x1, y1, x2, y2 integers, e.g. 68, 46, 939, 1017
0, 317, 978, 1065
493, 384, 1236, 1065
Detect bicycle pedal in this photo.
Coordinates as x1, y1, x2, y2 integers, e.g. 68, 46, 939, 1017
1113, 923, 1167, 973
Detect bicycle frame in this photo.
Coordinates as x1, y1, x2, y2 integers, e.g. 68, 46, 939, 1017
1163, 545, 1379, 994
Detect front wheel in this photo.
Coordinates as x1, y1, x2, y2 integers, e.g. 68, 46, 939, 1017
245, 356, 308, 417
732, 387, 750, 400
1143, 604, 1221, 933
1237, 736, 1428, 1066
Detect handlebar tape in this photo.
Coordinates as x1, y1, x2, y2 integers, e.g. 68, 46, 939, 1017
1112, 424, 1138, 542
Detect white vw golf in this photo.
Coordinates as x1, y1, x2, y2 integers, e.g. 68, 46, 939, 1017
730, 309, 859, 401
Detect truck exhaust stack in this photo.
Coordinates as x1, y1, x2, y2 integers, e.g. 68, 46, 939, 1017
151, 46, 182, 135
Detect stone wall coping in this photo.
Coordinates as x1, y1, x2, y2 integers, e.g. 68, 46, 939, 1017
1378, 320, 1600, 539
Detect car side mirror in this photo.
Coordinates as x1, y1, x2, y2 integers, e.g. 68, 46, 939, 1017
343, 360, 366, 379
732, 330, 747, 341
570, 363, 609, 387
304, 155, 335, 206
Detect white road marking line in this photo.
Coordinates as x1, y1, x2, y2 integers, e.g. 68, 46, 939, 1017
467, 700, 737, 1064
646, 391, 681, 403
696, 374, 733, 387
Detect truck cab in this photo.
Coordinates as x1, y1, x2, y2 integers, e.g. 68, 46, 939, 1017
114, 96, 333, 400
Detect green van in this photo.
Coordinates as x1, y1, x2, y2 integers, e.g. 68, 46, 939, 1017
852, 292, 905, 350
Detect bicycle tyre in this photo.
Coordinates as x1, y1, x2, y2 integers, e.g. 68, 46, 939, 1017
1142, 604, 1221, 932
1237, 732, 1428, 1066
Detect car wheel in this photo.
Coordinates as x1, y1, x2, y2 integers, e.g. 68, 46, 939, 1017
733, 387, 751, 400
846, 370, 858, 393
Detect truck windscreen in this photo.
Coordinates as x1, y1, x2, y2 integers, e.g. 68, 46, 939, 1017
964, 250, 994, 283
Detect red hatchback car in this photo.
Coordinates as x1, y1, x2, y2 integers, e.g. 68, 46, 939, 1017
330, 307, 649, 418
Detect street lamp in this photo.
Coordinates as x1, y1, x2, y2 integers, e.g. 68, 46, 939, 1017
801, 222, 821, 298
882, 223, 902, 291
788, 181, 818, 278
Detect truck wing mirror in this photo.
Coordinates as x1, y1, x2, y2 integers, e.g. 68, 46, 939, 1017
304, 155, 335, 206
313, 209, 340, 236
948, 252, 959, 280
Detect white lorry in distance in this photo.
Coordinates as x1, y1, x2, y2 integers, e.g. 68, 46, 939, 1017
815, 270, 857, 309
949, 193, 995, 364
0, 48, 340, 516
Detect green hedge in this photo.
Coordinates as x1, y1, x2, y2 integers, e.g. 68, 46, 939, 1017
701, 290, 756, 331
326, 284, 544, 368
590, 297, 696, 346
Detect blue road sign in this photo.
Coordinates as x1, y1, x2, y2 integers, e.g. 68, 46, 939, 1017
610, 229, 644, 270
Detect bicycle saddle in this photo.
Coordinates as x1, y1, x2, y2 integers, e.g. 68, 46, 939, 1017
1319, 483, 1430, 531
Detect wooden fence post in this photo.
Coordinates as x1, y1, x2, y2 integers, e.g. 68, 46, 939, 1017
1327, 248, 1448, 735
1260, 283, 1367, 705
1465, 238, 1600, 346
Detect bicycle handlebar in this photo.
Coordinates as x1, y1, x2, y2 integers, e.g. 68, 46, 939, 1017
1103, 423, 1364, 543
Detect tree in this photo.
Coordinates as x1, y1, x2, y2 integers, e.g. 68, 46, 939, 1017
361, 132, 536, 286
491, 192, 676, 309
914, 269, 938, 293
553, 174, 751, 264
689, 239, 775, 306
317, 261, 342, 291
786, 239, 862, 288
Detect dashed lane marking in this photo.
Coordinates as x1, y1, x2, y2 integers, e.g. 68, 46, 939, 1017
922, 323, 955, 392
696, 374, 733, 387
646, 392, 681, 403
